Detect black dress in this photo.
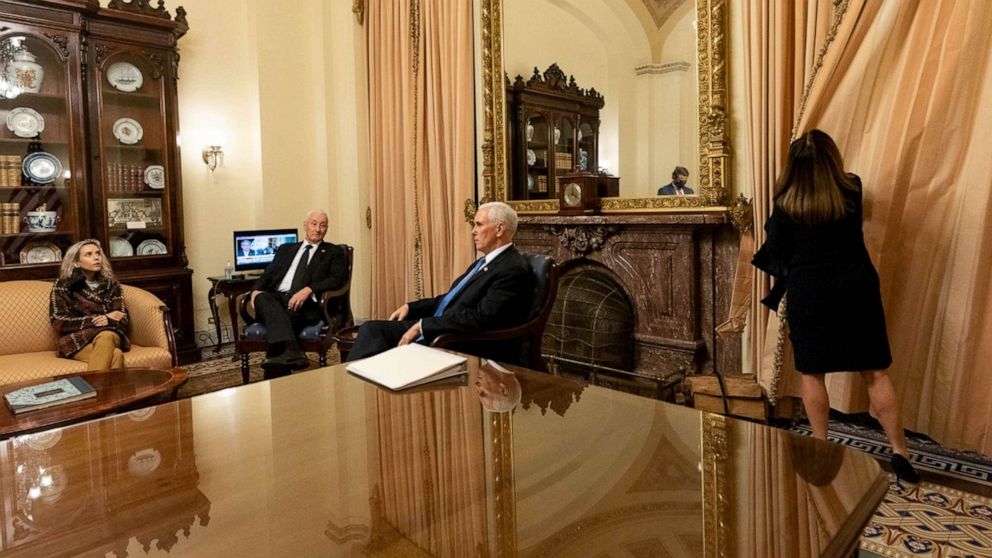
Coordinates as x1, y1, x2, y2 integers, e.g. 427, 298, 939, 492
752, 176, 892, 374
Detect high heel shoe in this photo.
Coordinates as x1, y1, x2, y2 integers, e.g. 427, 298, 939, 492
890, 454, 920, 484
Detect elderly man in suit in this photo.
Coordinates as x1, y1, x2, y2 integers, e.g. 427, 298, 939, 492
250, 210, 348, 375
348, 201, 534, 364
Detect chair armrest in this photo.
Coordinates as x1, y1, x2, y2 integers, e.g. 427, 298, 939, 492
122, 289, 178, 367
319, 286, 352, 332
430, 319, 538, 348
238, 292, 256, 325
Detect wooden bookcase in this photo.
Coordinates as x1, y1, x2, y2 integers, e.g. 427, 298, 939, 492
506, 63, 604, 201
0, 0, 199, 363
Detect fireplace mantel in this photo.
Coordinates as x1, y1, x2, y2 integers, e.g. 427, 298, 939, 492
515, 212, 739, 397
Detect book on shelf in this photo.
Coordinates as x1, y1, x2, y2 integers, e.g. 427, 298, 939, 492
4, 376, 96, 414
346, 344, 468, 391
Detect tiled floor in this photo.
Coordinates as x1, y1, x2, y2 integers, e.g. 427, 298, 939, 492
861, 479, 992, 557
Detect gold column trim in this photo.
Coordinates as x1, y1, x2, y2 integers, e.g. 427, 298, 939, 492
790, 0, 852, 138
492, 412, 516, 557
702, 412, 731, 558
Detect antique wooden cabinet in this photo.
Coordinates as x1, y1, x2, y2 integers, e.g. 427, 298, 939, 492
0, 0, 199, 363
506, 63, 603, 201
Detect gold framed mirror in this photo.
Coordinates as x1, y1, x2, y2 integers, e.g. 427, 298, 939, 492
479, 0, 731, 213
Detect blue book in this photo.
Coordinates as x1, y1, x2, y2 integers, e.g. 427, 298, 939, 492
4, 376, 96, 414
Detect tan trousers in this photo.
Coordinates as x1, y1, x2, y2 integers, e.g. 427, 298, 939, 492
73, 330, 124, 371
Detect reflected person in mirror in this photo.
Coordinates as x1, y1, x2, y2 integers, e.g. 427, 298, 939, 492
249, 210, 348, 377
348, 201, 535, 365
657, 166, 693, 196
50, 239, 130, 370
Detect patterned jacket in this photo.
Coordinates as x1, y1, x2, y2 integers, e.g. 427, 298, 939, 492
49, 269, 131, 358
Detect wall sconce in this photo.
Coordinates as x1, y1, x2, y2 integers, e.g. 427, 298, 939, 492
202, 145, 223, 171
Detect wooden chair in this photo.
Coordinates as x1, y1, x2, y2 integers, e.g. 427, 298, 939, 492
234, 245, 354, 383
431, 254, 558, 371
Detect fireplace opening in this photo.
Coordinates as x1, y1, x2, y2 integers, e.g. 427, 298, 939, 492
542, 267, 635, 378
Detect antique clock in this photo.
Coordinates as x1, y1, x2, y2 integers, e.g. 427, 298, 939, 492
558, 172, 601, 215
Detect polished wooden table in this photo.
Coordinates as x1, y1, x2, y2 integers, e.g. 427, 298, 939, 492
0, 359, 887, 557
0, 367, 187, 439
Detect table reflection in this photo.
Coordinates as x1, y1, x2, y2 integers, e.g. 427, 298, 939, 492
0, 358, 884, 557
0, 400, 209, 557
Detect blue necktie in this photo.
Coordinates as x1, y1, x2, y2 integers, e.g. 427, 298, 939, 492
433, 258, 485, 317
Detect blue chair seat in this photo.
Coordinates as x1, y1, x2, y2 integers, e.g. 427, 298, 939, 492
244, 321, 325, 340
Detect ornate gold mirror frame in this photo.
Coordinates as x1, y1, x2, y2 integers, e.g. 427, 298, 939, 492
479, 0, 731, 213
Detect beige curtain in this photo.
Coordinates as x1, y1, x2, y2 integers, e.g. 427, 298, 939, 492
794, 0, 992, 453
366, 0, 476, 318
741, 0, 839, 399
373, 390, 488, 556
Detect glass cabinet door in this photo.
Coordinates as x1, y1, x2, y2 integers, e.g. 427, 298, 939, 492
553, 116, 575, 194
95, 50, 172, 261
525, 113, 549, 198
0, 32, 81, 268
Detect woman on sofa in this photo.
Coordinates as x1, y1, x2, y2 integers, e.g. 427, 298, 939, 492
49, 239, 130, 370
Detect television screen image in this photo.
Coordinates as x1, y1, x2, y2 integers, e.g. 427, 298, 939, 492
233, 228, 298, 272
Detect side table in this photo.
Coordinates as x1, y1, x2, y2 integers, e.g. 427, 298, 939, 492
206, 275, 257, 353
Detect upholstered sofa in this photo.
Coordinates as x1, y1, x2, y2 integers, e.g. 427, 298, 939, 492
0, 280, 176, 385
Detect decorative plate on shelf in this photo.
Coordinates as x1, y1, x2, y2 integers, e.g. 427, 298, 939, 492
6, 107, 44, 138
527, 149, 536, 166
526, 123, 534, 142
22, 152, 62, 184
143, 165, 165, 189
106, 62, 144, 93
109, 236, 134, 257
19, 241, 62, 264
527, 174, 535, 191
112, 117, 143, 145
554, 127, 561, 145
136, 239, 167, 256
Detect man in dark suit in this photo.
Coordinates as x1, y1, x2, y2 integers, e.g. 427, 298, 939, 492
250, 210, 348, 375
348, 201, 535, 364
657, 166, 694, 196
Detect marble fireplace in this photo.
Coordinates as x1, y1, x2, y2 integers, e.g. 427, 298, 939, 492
514, 213, 740, 399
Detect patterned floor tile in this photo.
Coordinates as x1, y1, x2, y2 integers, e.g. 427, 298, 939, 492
861, 479, 992, 557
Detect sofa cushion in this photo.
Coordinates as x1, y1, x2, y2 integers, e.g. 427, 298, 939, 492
0, 351, 87, 383
0, 280, 59, 356
0, 345, 173, 385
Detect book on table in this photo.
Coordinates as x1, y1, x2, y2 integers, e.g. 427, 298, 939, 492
346, 344, 468, 391
4, 376, 97, 414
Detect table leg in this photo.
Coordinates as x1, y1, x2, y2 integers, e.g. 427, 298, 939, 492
227, 290, 242, 362
208, 283, 223, 353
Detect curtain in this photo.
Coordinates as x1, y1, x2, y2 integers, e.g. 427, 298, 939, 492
366, 0, 476, 318
740, 0, 839, 398
373, 389, 488, 556
794, 0, 992, 453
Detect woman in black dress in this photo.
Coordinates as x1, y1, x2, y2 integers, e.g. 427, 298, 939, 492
753, 130, 919, 483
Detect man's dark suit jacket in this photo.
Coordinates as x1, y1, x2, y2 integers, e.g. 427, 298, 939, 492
349, 245, 535, 365
657, 182, 695, 195
253, 241, 348, 322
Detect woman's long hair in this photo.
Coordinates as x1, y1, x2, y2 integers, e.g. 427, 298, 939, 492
60, 239, 115, 281
774, 129, 860, 225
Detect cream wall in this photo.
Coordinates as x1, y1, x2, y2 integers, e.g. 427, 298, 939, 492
168, 0, 371, 342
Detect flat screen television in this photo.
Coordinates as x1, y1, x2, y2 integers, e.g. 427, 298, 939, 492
233, 228, 298, 272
